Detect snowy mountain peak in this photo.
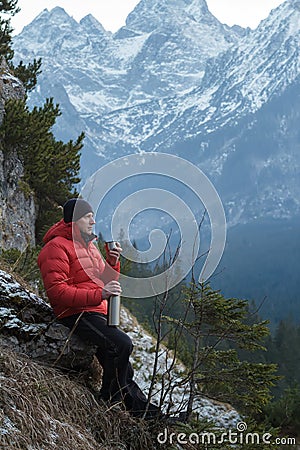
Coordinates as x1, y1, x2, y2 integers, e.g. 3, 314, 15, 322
184, 0, 213, 21
49, 6, 69, 17
16, 7, 79, 52
80, 14, 109, 36
125, 0, 217, 33
194, 0, 300, 120
14, 8, 91, 57
45, 6, 78, 27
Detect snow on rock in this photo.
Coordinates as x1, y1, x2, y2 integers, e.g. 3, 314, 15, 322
0, 58, 25, 121
0, 270, 96, 369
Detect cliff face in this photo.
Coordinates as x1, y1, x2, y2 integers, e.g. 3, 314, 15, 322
0, 59, 36, 251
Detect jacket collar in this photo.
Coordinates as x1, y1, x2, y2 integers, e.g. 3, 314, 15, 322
42, 219, 97, 247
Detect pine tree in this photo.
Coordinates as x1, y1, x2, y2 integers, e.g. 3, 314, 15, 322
0, 0, 41, 91
0, 0, 19, 61
13, 59, 42, 92
164, 282, 279, 419
263, 385, 300, 439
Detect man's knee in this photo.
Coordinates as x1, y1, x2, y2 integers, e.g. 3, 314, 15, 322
117, 332, 133, 355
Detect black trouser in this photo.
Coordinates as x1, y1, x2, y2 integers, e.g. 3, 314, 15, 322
60, 311, 158, 417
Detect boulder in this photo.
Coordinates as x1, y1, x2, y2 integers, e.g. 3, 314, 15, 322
0, 269, 97, 370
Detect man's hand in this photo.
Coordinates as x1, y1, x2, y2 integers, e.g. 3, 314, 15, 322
105, 242, 122, 266
102, 280, 122, 299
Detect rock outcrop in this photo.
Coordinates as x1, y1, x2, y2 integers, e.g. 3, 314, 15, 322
0, 58, 25, 121
0, 270, 96, 370
0, 58, 36, 251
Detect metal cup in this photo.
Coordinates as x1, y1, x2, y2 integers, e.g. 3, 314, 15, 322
105, 241, 118, 252
108, 294, 121, 326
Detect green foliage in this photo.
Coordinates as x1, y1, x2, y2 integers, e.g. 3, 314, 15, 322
181, 282, 270, 352
253, 321, 300, 439
0, 0, 19, 14
0, 97, 83, 242
0, 0, 41, 91
18, 178, 33, 199
0, 0, 19, 61
249, 319, 300, 395
263, 386, 300, 438
11, 58, 42, 92
196, 350, 277, 413
166, 326, 193, 367
271, 321, 300, 388
164, 282, 279, 417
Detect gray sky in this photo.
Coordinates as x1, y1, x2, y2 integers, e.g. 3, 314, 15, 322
10, 0, 286, 35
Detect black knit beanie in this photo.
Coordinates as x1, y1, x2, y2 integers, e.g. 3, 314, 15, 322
63, 198, 93, 223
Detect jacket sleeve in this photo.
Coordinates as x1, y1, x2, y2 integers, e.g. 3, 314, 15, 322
89, 242, 120, 285
38, 241, 103, 309
100, 259, 120, 285
105, 258, 120, 275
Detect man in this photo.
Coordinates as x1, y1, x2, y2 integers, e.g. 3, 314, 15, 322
38, 198, 159, 418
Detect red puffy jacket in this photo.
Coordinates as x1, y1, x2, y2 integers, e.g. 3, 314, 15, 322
37, 219, 120, 319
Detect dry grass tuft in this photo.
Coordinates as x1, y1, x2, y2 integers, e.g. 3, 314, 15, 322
0, 346, 160, 449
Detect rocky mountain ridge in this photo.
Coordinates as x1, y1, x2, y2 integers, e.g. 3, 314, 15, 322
12, 0, 300, 226
15, 1, 240, 113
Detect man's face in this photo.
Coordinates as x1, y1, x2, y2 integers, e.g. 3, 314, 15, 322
76, 212, 95, 235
